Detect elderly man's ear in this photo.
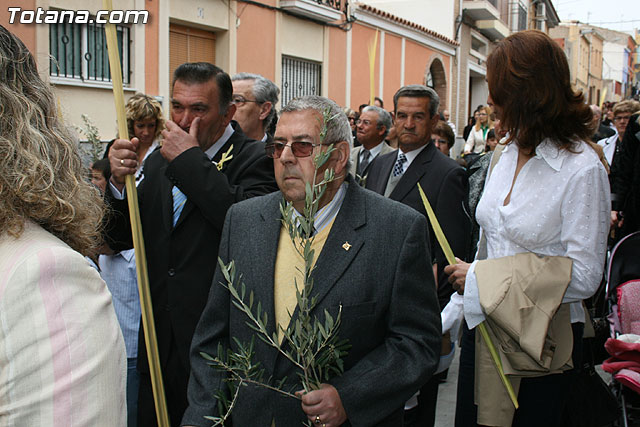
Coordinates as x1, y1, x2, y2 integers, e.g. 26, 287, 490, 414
334, 141, 350, 175
259, 102, 272, 121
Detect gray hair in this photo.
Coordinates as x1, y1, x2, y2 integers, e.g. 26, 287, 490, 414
590, 104, 602, 120
362, 105, 392, 139
393, 84, 440, 117
281, 95, 353, 171
232, 72, 280, 128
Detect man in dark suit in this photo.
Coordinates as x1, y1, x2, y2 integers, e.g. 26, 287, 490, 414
231, 72, 279, 143
365, 84, 470, 426
182, 95, 441, 426
349, 105, 394, 186
105, 62, 277, 426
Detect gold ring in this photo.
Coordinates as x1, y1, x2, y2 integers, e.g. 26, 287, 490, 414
315, 415, 321, 424
120, 159, 125, 165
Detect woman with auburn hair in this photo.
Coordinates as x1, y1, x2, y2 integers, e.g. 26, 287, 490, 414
0, 25, 126, 424
445, 30, 610, 426
463, 105, 494, 154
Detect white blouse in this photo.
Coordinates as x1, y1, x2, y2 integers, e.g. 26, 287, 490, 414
464, 139, 610, 328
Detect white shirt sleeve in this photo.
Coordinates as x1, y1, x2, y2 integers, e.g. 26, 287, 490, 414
560, 163, 610, 303
108, 181, 126, 200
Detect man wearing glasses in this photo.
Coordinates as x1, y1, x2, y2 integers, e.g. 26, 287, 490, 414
182, 95, 441, 427
349, 105, 394, 186
605, 100, 640, 239
106, 62, 277, 426
231, 72, 280, 143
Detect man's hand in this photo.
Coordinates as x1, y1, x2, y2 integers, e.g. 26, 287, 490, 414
444, 258, 470, 295
161, 118, 200, 162
108, 137, 140, 192
298, 384, 347, 427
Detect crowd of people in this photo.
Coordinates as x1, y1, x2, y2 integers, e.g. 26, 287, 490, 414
2, 21, 640, 427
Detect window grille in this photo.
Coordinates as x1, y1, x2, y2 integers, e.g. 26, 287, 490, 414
281, 56, 322, 108
518, 4, 527, 32
49, 19, 131, 84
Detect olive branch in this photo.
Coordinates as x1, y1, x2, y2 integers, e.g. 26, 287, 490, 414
202, 109, 350, 426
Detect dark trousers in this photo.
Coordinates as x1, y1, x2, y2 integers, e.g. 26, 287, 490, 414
127, 357, 140, 427
455, 321, 584, 427
137, 342, 190, 427
403, 375, 440, 427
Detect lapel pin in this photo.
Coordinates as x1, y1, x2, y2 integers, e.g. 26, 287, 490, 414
342, 242, 352, 251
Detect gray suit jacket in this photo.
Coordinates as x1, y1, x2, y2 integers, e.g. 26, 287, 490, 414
349, 142, 394, 185
182, 179, 441, 427
366, 143, 470, 309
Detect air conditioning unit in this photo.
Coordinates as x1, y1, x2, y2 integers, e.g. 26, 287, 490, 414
536, 2, 546, 19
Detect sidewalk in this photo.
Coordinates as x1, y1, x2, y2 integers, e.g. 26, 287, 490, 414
435, 349, 460, 426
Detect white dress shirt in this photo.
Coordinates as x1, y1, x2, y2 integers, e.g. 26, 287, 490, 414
464, 139, 610, 328
597, 132, 619, 166
395, 144, 428, 175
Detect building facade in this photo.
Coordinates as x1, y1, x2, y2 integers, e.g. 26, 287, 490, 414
2, 0, 459, 141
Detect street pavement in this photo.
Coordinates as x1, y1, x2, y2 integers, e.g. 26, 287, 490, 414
435, 349, 459, 426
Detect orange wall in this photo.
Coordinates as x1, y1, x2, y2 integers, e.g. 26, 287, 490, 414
404, 40, 431, 85
328, 26, 347, 107
350, 24, 381, 110
2, 0, 37, 54
383, 33, 402, 109
145, 0, 159, 95
236, 4, 276, 80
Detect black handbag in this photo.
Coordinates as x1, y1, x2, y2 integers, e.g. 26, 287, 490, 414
562, 366, 619, 427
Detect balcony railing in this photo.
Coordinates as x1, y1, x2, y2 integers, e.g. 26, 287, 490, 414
280, 0, 344, 22
316, 0, 341, 12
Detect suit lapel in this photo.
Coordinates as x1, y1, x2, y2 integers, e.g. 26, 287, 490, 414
287, 180, 366, 320
158, 160, 175, 232
371, 150, 397, 194
259, 192, 287, 372
389, 143, 435, 201
174, 123, 248, 229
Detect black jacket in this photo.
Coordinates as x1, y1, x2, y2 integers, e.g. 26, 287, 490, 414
103, 122, 277, 394
610, 114, 640, 235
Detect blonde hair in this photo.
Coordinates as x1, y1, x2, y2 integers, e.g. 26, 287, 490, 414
125, 93, 165, 140
0, 25, 104, 256
474, 105, 494, 131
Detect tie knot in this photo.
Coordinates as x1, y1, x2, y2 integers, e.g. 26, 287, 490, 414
398, 152, 407, 163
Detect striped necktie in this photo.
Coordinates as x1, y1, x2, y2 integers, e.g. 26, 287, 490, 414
172, 186, 187, 226
358, 149, 371, 176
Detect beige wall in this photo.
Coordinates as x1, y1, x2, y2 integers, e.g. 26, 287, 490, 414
280, 14, 324, 62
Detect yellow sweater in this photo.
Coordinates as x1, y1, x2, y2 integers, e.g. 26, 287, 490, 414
273, 218, 335, 342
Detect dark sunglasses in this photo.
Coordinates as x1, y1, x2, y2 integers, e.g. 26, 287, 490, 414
265, 141, 326, 159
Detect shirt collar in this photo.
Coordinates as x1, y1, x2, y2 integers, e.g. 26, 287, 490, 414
261, 133, 268, 143
291, 182, 348, 234
364, 141, 385, 159
506, 138, 566, 172
204, 123, 234, 160
399, 144, 428, 170
534, 139, 566, 172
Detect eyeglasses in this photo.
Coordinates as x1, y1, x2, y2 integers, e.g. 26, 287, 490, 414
348, 116, 356, 122
265, 141, 327, 159
614, 115, 631, 122
356, 119, 373, 126
232, 94, 261, 106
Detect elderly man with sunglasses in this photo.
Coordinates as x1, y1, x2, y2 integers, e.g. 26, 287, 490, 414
182, 95, 441, 427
